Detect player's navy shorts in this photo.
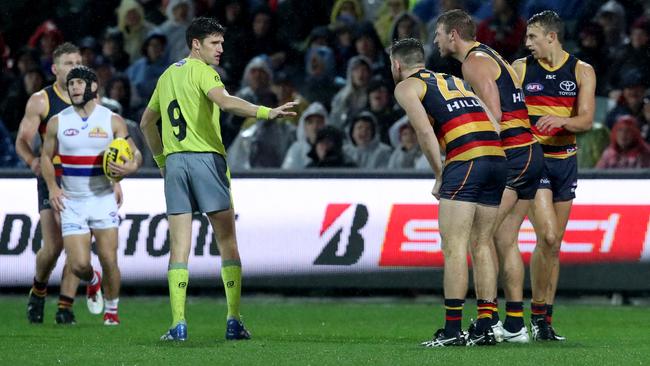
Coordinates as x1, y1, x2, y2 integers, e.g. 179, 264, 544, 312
439, 156, 507, 206
538, 154, 577, 202
164, 152, 232, 215
504, 143, 544, 200
37, 176, 61, 212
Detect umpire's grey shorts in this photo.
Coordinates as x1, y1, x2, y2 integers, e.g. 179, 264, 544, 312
164, 152, 232, 215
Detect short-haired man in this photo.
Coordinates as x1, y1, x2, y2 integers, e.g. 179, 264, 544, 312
140, 17, 296, 341
434, 9, 545, 343
512, 10, 595, 341
390, 38, 506, 347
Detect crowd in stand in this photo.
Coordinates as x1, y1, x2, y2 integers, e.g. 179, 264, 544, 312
1, 0, 649, 170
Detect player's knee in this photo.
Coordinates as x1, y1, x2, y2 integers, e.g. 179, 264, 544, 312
37, 245, 63, 262
69, 261, 91, 277
442, 243, 466, 259
540, 230, 558, 249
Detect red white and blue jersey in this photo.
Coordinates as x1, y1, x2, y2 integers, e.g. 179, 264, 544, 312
57, 104, 113, 198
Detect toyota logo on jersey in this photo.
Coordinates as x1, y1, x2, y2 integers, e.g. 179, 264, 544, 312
560, 80, 576, 92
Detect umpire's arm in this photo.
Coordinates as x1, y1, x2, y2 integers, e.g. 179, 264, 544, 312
207, 87, 297, 120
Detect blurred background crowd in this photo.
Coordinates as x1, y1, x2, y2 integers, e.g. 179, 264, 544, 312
0, 0, 649, 170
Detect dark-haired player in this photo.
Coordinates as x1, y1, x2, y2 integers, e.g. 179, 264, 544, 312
512, 10, 595, 341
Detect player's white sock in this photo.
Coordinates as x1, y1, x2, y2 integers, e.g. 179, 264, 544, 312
105, 298, 119, 315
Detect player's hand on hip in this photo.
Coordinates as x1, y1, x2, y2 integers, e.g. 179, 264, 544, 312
269, 101, 299, 119
30, 157, 41, 176
432, 179, 442, 201
113, 182, 123, 208
108, 155, 138, 178
49, 187, 66, 212
536, 115, 567, 133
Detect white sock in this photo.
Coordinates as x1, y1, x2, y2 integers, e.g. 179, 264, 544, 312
90, 270, 100, 286
105, 298, 119, 315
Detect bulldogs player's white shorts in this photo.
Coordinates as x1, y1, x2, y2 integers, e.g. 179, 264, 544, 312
60, 193, 119, 237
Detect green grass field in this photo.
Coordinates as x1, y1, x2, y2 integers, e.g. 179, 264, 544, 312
0, 296, 647, 365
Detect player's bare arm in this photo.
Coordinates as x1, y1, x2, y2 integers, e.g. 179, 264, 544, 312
40, 116, 65, 212
394, 79, 444, 198
207, 86, 297, 120
462, 52, 503, 122
139, 107, 164, 175
15, 91, 48, 175
535, 62, 595, 133
108, 113, 143, 178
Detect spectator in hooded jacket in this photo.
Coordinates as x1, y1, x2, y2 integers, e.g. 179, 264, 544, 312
157, 0, 194, 62
330, 56, 372, 130
387, 116, 422, 169
344, 111, 393, 169
282, 102, 328, 169
597, 115, 650, 168
115, 0, 155, 63
307, 125, 357, 168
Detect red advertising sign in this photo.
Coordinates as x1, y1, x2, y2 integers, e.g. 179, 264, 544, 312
379, 204, 650, 267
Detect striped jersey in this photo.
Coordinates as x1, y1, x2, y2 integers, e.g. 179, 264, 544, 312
466, 42, 536, 151
57, 104, 113, 198
409, 69, 505, 164
39, 84, 70, 176
522, 53, 579, 159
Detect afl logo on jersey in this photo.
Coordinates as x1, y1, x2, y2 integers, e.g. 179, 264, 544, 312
63, 128, 79, 136
526, 83, 544, 92
174, 59, 186, 67
560, 80, 576, 92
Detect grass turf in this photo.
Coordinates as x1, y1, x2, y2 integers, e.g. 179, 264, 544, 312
0, 295, 647, 365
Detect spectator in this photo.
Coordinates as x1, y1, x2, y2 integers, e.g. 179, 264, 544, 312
330, 0, 365, 28
104, 76, 135, 121
330, 56, 372, 130
639, 89, 650, 143
332, 24, 356, 78
271, 71, 310, 126
596, 115, 650, 168
223, 56, 276, 142
301, 46, 340, 111
307, 125, 357, 168
79, 36, 101, 68
476, 0, 526, 62
227, 94, 296, 169
242, 6, 287, 72
343, 111, 393, 169
237, 56, 274, 105
126, 33, 168, 110
387, 116, 422, 169
101, 29, 131, 72
218, 0, 250, 87
9, 47, 40, 80
605, 69, 647, 129
595, 0, 628, 58
609, 17, 650, 91
27, 20, 64, 78
367, 76, 402, 145
575, 22, 610, 96
115, 0, 155, 63
388, 12, 427, 45
0, 68, 46, 134
353, 21, 391, 77
0, 118, 23, 167
282, 102, 329, 169
374, 0, 410, 47
95, 58, 117, 99
157, 0, 194, 62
